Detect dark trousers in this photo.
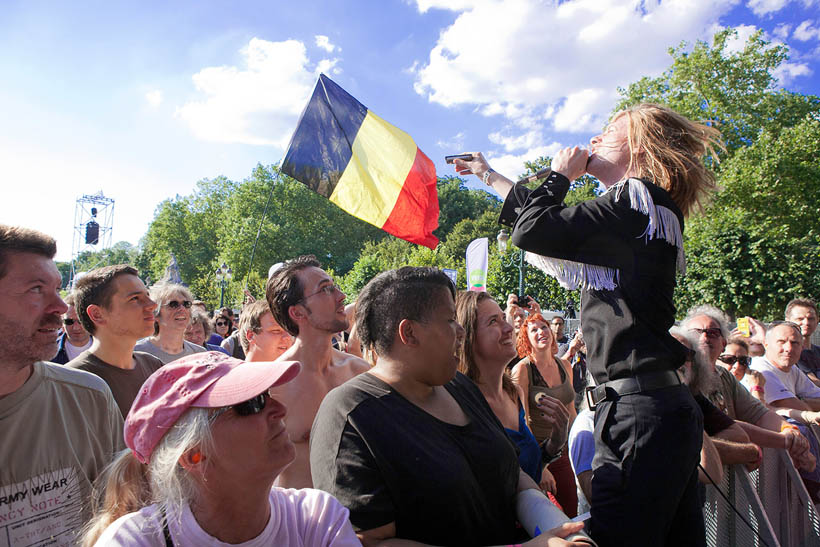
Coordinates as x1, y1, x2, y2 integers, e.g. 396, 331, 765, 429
587, 384, 705, 547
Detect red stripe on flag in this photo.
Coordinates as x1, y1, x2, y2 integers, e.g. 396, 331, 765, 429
381, 147, 439, 249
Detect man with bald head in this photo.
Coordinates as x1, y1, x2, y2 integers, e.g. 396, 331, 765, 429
751, 322, 820, 416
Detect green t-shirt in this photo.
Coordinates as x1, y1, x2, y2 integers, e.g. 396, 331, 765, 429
0, 362, 124, 546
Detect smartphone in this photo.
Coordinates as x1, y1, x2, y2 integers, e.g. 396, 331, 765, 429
737, 317, 750, 337
444, 154, 474, 164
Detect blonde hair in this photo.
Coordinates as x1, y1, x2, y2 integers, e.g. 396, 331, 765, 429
80, 408, 214, 546
622, 103, 722, 217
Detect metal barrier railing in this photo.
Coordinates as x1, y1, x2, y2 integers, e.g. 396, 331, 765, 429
703, 448, 820, 547
703, 463, 780, 547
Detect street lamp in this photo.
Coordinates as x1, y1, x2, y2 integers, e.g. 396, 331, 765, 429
497, 229, 525, 300
215, 263, 233, 309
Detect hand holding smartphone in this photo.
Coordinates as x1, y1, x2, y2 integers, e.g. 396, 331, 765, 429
445, 154, 474, 164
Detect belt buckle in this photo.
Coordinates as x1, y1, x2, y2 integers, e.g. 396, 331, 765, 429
585, 386, 598, 411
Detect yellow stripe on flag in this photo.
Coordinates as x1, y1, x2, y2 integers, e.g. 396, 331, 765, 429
329, 111, 416, 227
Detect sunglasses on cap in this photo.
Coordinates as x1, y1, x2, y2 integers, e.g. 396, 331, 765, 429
166, 300, 192, 309
718, 354, 751, 367
212, 390, 272, 419
689, 327, 723, 339
63, 318, 77, 326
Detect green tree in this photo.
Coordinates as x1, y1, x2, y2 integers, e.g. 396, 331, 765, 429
434, 176, 501, 239
616, 28, 820, 159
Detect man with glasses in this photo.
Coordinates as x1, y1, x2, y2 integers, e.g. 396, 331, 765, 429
266, 255, 369, 489
52, 291, 93, 364
682, 306, 815, 472
67, 265, 164, 417
135, 283, 207, 364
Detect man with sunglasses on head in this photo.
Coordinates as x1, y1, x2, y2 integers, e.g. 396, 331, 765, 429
266, 255, 370, 489
682, 306, 816, 472
67, 265, 165, 418
135, 282, 207, 364
52, 291, 93, 364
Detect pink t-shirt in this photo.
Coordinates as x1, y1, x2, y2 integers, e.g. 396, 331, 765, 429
95, 487, 361, 546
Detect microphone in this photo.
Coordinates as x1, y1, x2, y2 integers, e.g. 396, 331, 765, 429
516, 168, 552, 185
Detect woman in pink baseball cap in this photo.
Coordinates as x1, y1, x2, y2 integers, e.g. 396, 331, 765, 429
81, 351, 360, 546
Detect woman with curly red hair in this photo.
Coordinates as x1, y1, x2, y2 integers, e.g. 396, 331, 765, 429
512, 313, 578, 517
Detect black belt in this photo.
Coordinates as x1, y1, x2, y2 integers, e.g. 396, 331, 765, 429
586, 370, 681, 410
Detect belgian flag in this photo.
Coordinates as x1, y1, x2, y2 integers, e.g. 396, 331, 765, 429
281, 74, 439, 248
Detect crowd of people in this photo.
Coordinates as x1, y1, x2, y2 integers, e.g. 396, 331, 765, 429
2, 102, 819, 546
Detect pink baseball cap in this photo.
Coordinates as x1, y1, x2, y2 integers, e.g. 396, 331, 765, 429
125, 351, 301, 464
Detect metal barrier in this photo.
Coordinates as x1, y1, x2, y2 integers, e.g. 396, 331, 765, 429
703, 449, 820, 547
703, 463, 780, 547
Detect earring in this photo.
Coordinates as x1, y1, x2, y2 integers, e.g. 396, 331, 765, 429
191, 453, 202, 464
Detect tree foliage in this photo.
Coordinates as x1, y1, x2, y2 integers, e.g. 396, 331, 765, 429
616, 28, 820, 160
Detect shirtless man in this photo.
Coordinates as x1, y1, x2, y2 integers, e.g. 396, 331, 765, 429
266, 255, 370, 488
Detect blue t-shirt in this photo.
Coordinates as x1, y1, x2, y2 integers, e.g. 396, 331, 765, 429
505, 404, 542, 484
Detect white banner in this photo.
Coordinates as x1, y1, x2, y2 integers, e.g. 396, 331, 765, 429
466, 238, 488, 292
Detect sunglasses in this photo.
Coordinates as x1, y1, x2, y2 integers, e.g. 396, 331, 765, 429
166, 300, 192, 309
62, 318, 77, 326
718, 354, 751, 367
216, 321, 228, 327
689, 327, 723, 340
212, 391, 271, 420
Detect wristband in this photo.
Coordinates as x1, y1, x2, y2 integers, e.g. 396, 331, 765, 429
482, 168, 495, 186
750, 385, 764, 394
781, 422, 800, 432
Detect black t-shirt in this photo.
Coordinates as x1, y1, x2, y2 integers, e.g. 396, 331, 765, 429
797, 344, 820, 377
310, 372, 521, 546
694, 394, 734, 436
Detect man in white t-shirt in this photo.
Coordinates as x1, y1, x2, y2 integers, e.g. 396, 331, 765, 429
51, 293, 93, 364
751, 322, 820, 414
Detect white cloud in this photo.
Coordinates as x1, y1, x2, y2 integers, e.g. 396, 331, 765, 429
412, 0, 741, 140
176, 38, 338, 148
773, 61, 813, 84
747, 0, 790, 16
773, 23, 791, 40
486, 142, 564, 180
415, 0, 483, 13
552, 89, 613, 133
315, 35, 339, 53
794, 20, 820, 41
723, 24, 760, 54
436, 131, 466, 149
488, 128, 542, 152
144, 89, 163, 108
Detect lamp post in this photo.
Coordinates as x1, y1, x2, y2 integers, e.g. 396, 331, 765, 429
497, 229, 525, 300
215, 263, 232, 309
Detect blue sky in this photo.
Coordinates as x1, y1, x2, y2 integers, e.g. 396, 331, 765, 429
2, 0, 818, 261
